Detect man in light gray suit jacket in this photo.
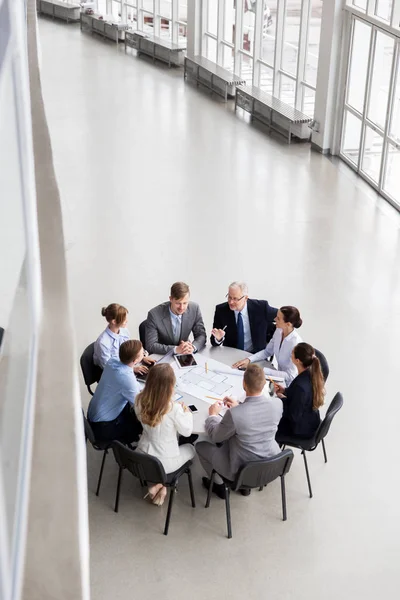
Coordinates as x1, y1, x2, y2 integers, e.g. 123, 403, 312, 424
145, 281, 207, 355
197, 364, 283, 498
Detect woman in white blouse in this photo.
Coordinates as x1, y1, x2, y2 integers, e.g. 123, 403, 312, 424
135, 363, 196, 506
232, 306, 303, 385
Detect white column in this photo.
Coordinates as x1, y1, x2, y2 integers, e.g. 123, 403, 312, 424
311, 0, 345, 153
187, 0, 202, 58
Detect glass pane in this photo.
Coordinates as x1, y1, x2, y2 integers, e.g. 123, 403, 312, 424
260, 0, 276, 67
222, 0, 235, 44
304, 0, 323, 87
240, 55, 253, 84
352, 0, 367, 10
242, 0, 256, 53
347, 19, 371, 113
178, 0, 187, 23
127, 8, 137, 29
367, 31, 394, 130
97, 0, 107, 13
159, 0, 171, 19
259, 63, 274, 93
383, 143, 400, 203
178, 23, 187, 43
302, 86, 315, 117
160, 18, 171, 39
361, 126, 384, 183
221, 44, 234, 71
280, 73, 296, 107
207, 0, 218, 36
206, 36, 217, 62
281, 1, 301, 76
111, 0, 121, 20
389, 55, 400, 143
143, 11, 154, 34
374, 0, 393, 21
341, 110, 362, 165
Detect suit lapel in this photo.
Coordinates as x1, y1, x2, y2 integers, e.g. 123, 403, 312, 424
162, 304, 174, 341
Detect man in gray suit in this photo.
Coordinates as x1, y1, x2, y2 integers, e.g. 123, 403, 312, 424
145, 281, 207, 355
196, 364, 283, 498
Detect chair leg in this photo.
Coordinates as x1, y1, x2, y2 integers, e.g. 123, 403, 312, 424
259, 486, 263, 491
225, 487, 232, 539
205, 470, 216, 508
187, 469, 196, 508
302, 451, 313, 498
164, 486, 176, 536
114, 467, 123, 513
280, 475, 287, 521
96, 449, 107, 497
321, 439, 328, 463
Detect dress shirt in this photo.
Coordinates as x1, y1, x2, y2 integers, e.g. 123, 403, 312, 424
169, 308, 182, 340
93, 326, 130, 369
249, 328, 302, 385
87, 358, 139, 422
214, 302, 253, 352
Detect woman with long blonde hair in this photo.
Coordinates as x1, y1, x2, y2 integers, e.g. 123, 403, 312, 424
135, 363, 195, 505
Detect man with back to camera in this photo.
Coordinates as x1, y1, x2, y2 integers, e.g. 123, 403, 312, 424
196, 363, 283, 498
145, 281, 207, 355
210, 281, 278, 353
87, 339, 144, 444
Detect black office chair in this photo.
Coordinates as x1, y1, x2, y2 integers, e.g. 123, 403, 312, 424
0, 327, 4, 348
276, 392, 343, 498
205, 449, 294, 539
112, 441, 196, 535
314, 348, 329, 381
80, 342, 103, 395
138, 320, 147, 349
82, 411, 112, 497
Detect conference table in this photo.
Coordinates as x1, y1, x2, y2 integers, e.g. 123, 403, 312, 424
149, 345, 271, 434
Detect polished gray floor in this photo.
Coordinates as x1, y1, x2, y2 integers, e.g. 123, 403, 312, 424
38, 18, 400, 600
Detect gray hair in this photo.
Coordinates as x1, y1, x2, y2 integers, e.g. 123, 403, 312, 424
229, 281, 248, 295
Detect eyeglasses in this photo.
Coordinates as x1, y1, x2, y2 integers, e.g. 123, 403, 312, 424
226, 294, 245, 303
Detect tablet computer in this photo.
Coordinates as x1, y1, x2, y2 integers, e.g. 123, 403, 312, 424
174, 354, 197, 368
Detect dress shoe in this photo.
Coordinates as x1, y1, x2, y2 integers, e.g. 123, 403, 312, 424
202, 476, 226, 500
178, 434, 199, 446
240, 488, 251, 497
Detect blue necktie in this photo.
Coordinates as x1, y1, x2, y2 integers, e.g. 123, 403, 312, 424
237, 312, 244, 350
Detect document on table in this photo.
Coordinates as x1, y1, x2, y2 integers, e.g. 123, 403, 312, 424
171, 353, 245, 405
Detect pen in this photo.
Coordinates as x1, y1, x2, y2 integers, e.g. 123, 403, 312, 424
206, 395, 223, 401
222, 325, 227, 331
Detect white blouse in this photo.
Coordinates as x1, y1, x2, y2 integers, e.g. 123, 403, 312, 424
250, 328, 302, 385
135, 401, 193, 474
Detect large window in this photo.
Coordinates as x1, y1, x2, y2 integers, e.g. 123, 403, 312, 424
340, 5, 400, 209
95, 1, 187, 43
201, 0, 323, 116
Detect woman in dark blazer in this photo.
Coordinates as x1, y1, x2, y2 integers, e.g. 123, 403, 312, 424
275, 343, 325, 439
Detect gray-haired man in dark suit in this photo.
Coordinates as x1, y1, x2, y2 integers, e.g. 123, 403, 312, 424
197, 364, 283, 498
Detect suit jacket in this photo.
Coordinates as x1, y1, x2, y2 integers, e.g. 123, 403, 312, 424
210, 299, 278, 353
204, 395, 283, 480
145, 301, 206, 355
277, 370, 321, 438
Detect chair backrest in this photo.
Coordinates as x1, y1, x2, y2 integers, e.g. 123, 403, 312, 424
233, 449, 294, 491
82, 410, 96, 445
0, 327, 4, 348
315, 348, 329, 381
315, 392, 343, 445
139, 320, 147, 348
112, 441, 167, 485
80, 342, 103, 395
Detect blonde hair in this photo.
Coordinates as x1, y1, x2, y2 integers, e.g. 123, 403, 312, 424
136, 364, 176, 427
244, 363, 266, 395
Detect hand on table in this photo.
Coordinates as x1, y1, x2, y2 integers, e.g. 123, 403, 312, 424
224, 396, 239, 409
176, 341, 194, 355
209, 401, 223, 416
274, 383, 286, 396
143, 356, 156, 366
211, 328, 225, 341
232, 357, 250, 369
134, 365, 149, 376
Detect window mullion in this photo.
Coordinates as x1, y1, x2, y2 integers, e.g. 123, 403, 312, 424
358, 26, 376, 172
296, 0, 310, 110
234, 0, 244, 75
252, 0, 263, 87
379, 40, 399, 190
274, 0, 285, 97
